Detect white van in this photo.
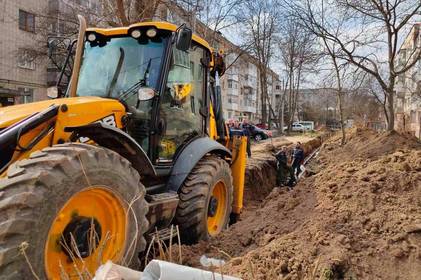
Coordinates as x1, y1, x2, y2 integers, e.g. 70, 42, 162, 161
295, 121, 314, 131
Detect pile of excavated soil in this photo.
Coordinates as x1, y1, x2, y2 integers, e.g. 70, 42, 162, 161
181, 128, 421, 279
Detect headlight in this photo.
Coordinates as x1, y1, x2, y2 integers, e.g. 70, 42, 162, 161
131, 29, 142, 39
87, 33, 96, 42
146, 28, 157, 38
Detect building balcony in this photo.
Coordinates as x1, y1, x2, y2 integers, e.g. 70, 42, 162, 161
224, 88, 240, 96
396, 90, 406, 98
225, 103, 239, 111
225, 73, 239, 82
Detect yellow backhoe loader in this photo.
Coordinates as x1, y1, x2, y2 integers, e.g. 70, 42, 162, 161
0, 16, 247, 279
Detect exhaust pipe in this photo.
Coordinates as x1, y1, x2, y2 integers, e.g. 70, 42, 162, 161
68, 15, 87, 97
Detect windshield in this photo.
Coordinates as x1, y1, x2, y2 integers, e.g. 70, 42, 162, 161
76, 36, 168, 103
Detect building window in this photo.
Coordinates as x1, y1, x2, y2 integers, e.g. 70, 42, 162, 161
244, 87, 251, 95
19, 10, 35, 33
17, 49, 36, 70
410, 110, 416, 122
276, 85, 280, 90
18, 88, 34, 103
228, 79, 233, 89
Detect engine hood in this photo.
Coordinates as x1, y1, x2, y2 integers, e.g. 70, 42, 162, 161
0, 97, 123, 129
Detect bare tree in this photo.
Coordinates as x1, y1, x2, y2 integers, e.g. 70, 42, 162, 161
276, 78, 289, 134
18, 2, 106, 93
345, 84, 383, 127
236, 0, 278, 125
327, 59, 347, 144
172, 0, 241, 44
316, 13, 349, 144
288, 0, 421, 131
278, 18, 319, 132
101, 0, 164, 26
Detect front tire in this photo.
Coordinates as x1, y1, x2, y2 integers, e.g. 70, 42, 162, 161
175, 155, 233, 244
0, 143, 148, 279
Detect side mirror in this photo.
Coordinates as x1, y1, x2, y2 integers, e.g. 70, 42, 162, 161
176, 26, 192, 51
47, 86, 58, 99
138, 87, 155, 101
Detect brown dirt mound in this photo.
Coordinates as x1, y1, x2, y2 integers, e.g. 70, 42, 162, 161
181, 129, 421, 279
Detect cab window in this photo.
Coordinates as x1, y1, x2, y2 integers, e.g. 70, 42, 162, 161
158, 44, 205, 161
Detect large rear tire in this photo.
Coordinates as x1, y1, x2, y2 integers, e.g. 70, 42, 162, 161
175, 155, 233, 244
0, 143, 148, 279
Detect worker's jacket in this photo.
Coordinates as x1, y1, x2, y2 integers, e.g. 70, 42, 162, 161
292, 148, 304, 164
275, 151, 288, 165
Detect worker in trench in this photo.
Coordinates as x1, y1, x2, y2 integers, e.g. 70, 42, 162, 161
274, 146, 296, 189
292, 142, 305, 178
241, 118, 253, 158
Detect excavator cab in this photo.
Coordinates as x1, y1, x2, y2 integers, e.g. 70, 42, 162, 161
75, 24, 195, 160
0, 17, 246, 279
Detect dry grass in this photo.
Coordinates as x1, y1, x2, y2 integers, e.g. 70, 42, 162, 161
58, 223, 106, 280
143, 225, 183, 267
19, 241, 41, 280
121, 192, 143, 266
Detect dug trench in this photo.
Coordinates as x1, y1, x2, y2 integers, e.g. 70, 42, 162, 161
179, 134, 325, 271
180, 128, 421, 280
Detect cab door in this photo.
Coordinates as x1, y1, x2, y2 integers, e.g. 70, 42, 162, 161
157, 44, 206, 162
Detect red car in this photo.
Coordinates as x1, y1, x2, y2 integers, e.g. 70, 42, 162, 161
255, 123, 269, 129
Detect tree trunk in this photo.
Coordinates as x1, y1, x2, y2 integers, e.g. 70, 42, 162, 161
387, 91, 395, 131
280, 94, 285, 134
259, 69, 268, 125
332, 59, 346, 145
338, 91, 346, 145
287, 68, 294, 133
289, 66, 301, 130
116, 0, 129, 26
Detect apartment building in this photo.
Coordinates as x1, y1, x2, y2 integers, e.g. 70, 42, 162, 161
0, 0, 48, 106
394, 23, 421, 139
0, 0, 101, 107
221, 52, 259, 121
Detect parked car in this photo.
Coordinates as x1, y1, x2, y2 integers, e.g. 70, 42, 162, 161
283, 124, 305, 132
291, 123, 305, 132
249, 125, 271, 141
296, 121, 314, 131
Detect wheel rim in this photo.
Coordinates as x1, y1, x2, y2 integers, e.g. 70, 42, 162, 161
256, 135, 262, 141
207, 181, 227, 236
44, 187, 127, 279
